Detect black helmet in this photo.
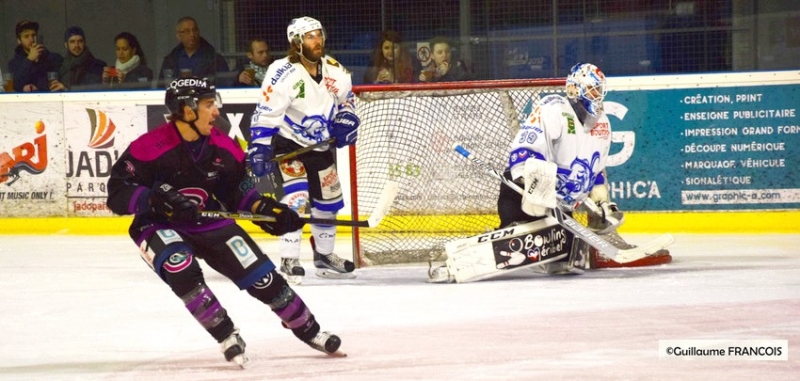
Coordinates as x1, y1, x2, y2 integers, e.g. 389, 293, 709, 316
164, 77, 221, 118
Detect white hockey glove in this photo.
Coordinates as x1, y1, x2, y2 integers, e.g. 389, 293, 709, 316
585, 185, 624, 234
520, 159, 558, 217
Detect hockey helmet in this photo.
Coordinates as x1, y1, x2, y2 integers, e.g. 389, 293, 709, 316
566, 63, 607, 116
165, 77, 222, 117
286, 16, 325, 46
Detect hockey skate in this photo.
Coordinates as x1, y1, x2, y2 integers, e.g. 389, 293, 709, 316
280, 258, 305, 285
220, 328, 248, 368
311, 238, 356, 279
305, 331, 346, 357
428, 264, 454, 283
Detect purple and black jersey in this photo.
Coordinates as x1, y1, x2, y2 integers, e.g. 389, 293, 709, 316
107, 122, 260, 243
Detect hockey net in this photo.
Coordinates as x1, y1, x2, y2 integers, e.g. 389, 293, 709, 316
351, 79, 567, 266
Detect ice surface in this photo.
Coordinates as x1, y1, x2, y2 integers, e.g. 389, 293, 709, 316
0, 233, 798, 380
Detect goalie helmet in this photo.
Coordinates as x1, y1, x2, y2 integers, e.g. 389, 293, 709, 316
566, 63, 607, 116
286, 16, 326, 46
165, 77, 222, 118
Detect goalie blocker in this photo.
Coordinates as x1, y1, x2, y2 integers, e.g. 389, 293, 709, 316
430, 217, 590, 283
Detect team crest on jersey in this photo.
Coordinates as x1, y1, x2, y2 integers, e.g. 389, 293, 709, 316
590, 122, 610, 139
280, 159, 306, 177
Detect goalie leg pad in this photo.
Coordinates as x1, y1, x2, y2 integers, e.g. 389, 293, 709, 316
439, 217, 576, 283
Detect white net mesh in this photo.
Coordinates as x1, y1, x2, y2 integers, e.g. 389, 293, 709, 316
352, 80, 566, 265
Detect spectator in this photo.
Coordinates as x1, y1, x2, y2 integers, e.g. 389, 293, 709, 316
6, 20, 63, 92
58, 26, 106, 90
158, 16, 229, 84
231, 38, 273, 87
363, 30, 414, 84
418, 36, 470, 83
102, 32, 154, 88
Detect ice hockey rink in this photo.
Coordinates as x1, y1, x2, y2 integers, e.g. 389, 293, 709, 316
1, 233, 798, 380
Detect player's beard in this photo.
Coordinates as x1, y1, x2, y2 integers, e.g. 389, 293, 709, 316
302, 43, 324, 62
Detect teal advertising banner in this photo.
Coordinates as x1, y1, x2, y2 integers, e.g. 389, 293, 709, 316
605, 84, 800, 211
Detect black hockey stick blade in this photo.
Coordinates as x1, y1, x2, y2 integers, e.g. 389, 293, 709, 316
199, 210, 370, 227
271, 138, 335, 162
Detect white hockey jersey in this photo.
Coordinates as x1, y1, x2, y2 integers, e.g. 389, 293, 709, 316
250, 56, 355, 148
508, 94, 611, 205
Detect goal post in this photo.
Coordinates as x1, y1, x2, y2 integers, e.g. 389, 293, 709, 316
350, 79, 566, 266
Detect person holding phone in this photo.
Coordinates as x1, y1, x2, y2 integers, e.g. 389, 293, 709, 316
6, 20, 64, 92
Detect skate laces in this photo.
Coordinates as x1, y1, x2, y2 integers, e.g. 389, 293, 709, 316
323, 253, 346, 268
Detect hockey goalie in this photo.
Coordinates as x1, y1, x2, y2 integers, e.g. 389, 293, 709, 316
430, 62, 673, 283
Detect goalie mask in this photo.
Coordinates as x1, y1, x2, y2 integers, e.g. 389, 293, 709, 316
286, 16, 326, 47
165, 77, 222, 120
566, 63, 607, 116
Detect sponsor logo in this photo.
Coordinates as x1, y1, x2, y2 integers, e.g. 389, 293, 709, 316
180, 187, 209, 209
320, 167, 339, 188
324, 77, 339, 94
1, 120, 48, 186
169, 78, 209, 89
270, 62, 293, 85
293, 80, 305, 99
590, 122, 610, 138
564, 113, 575, 134
86, 109, 116, 148
477, 227, 515, 243
262, 85, 273, 102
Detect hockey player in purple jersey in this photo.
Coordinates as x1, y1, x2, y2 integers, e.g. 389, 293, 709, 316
106, 77, 345, 367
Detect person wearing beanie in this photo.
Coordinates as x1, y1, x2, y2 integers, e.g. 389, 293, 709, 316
57, 25, 106, 90
6, 19, 64, 92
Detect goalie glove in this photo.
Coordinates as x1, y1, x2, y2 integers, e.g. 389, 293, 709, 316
330, 112, 359, 148
252, 197, 305, 236
583, 198, 624, 234
520, 159, 558, 217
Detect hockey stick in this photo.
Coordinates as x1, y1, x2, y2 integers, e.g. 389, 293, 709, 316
200, 180, 399, 228
452, 144, 669, 264
271, 138, 335, 162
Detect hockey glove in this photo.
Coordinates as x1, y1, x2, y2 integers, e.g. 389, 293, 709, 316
584, 199, 624, 234
253, 197, 305, 236
330, 112, 359, 148
150, 183, 198, 223
248, 143, 275, 177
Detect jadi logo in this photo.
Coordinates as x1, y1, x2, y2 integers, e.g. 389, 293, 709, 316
86, 108, 116, 148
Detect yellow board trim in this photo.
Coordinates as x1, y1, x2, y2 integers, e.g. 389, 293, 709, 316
0, 210, 798, 235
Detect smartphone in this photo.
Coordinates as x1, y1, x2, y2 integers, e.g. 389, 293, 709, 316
36, 34, 45, 45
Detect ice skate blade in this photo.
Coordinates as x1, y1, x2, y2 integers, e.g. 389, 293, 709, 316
232, 354, 249, 369
283, 274, 303, 285
315, 269, 356, 279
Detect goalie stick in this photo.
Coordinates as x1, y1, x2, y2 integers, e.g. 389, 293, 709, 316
452, 144, 672, 264
200, 180, 399, 228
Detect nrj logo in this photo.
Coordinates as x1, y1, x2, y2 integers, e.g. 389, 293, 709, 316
0, 121, 48, 186
85, 108, 116, 148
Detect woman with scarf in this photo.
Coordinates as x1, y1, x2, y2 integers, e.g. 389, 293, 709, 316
103, 32, 154, 88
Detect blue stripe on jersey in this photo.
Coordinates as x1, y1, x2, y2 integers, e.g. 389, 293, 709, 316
284, 181, 308, 195
251, 126, 278, 140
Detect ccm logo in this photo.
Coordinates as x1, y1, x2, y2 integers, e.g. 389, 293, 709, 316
477, 228, 515, 242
